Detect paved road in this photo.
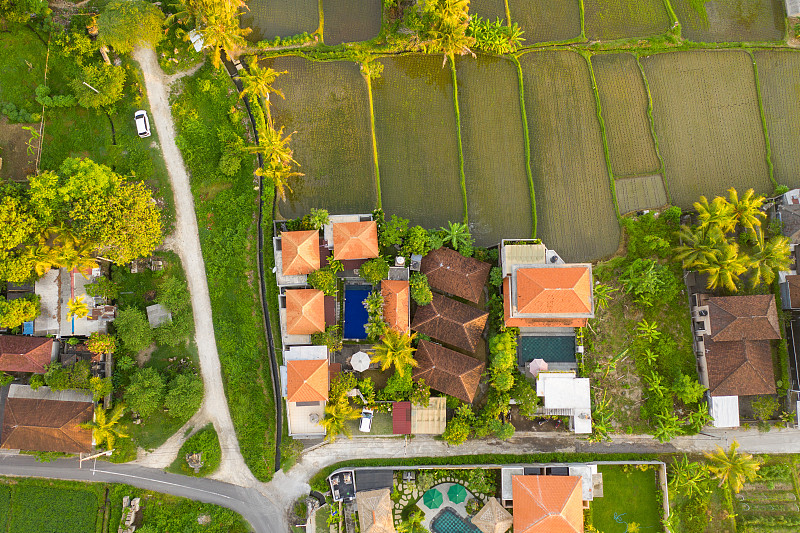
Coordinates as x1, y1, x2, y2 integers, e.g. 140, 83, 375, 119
0, 454, 282, 532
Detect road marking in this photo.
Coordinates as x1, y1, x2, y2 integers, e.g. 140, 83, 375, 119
91, 469, 234, 500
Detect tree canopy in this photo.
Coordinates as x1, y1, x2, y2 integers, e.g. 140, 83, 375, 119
97, 0, 165, 54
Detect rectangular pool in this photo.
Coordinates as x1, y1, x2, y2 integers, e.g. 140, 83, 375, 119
518, 335, 576, 365
343, 286, 371, 340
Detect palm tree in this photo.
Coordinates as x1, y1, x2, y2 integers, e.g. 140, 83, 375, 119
728, 187, 766, 233
67, 296, 89, 320
418, 0, 475, 66
197, 12, 251, 68
256, 161, 303, 203
81, 403, 128, 449
56, 238, 98, 275
239, 58, 287, 125
669, 455, 712, 498
249, 125, 300, 168
749, 228, 791, 288
439, 221, 472, 251
369, 329, 417, 377
27, 245, 60, 277
704, 441, 761, 493
693, 195, 735, 232
674, 224, 726, 269
319, 399, 360, 442
700, 243, 750, 292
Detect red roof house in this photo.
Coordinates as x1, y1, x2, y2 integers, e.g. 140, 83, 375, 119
513, 475, 584, 533
0, 335, 53, 374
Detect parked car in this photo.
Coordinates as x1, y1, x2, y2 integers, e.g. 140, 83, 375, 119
134, 110, 151, 138
359, 408, 374, 433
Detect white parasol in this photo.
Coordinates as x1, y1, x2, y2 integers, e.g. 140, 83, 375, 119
528, 358, 548, 377
351, 351, 372, 372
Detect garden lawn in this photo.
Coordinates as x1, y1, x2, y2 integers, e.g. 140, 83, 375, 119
268, 56, 377, 218
591, 53, 661, 178
345, 411, 393, 436
372, 55, 465, 229
455, 55, 532, 246
755, 51, 800, 190
672, 0, 785, 43
592, 465, 662, 532
641, 50, 773, 208
507, 0, 582, 43
584, 0, 672, 41
172, 64, 276, 481
9, 483, 100, 533
518, 50, 620, 262
322, 0, 381, 45
242, 0, 319, 42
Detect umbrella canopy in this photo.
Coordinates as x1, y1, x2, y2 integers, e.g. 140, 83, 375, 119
351, 351, 371, 372
422, 488, 443, 509
448, 484, 468, 504
528, 358, 548, 377
471, 498, 513, 533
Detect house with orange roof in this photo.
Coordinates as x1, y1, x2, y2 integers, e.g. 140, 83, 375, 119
273, 229, 323, 287
280, 345, 328, 438
511, 475, 585, 533
381, 280, 410, 333
279, 288, 331, 346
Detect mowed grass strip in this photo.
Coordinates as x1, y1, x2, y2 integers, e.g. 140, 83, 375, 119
641, 50, 772, 208
671, 0, 784, 43
507, 0, 582, 43
592, 465, 662, 532
242, 0, 319, 41
591, 53, 661, 178
616, 174, 669, 214
469, 0, 508, 21
583, 0, 671, 41
518, 50, 620, 262
372, 55, 464, 228
268, 57, 377, 218
755, 51, 800, 189
455, 55, 532, 246
10, 485, 98, 533
322, 0, 381, 45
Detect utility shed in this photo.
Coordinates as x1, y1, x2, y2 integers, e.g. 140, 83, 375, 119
710, 396, 740, 428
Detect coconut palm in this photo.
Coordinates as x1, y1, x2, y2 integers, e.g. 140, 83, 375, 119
197, 12, 251, 68
249, 125, 300, 168
57, 238, 98, 275
673, 224, 726, 269
699, 243, 750, 292
238, 58, 287, 125
397, 510, 428, 533
27, 245, 60, 277
728, 187, 766, 233
418, 0, 475, 65
67, 296, 89, 320
81, 403, 128, 449
749, 228, 791, 288
693, 195, 735, 232
319, 399, 361, 442
704, 441, 761, 493
669, 455, 712, 498
369, 329, 417, 377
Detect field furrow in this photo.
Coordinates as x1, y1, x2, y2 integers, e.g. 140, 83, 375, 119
518, 50, 620, 262
671, 0, 784, 43
323, 0, 381, 45
469, 0, 507, 22
616, 174, 669, 214
507, 0, 582, 44
584, 0, 671, 41
243, 0, 319, 42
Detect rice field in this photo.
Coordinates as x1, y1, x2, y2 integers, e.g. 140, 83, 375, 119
469, 0, 507, 22
616, 174, 669, 214
507, 0, 582, 43
641, 50, 772, 208
755, 51, 800, 189
323, 0, 382, 45
518, 50, 620, 262
583, 0, 672, 41
267, 56, 377, 218
242, 0, 319, 42
455, 55, 532, 246
372, 55, 465, 229
591, 53, 661, 178
672, 0, 785, 43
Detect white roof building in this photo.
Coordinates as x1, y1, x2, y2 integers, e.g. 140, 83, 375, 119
536, 371, 592, 434
710, 396, 740, 428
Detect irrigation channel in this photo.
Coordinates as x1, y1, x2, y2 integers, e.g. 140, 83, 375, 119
222, 57, 282, 472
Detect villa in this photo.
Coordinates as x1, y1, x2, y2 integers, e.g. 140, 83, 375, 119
279, 345, 329, 438
0, 335, 56, 374
412, 341, 485, 404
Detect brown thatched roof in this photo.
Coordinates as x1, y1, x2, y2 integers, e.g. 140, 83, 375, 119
412, 340, 484, 403
356, 488, 395, 533
421, 247, 491, 303
1, 396, 93, 453
472, 498, 513, 533
411, 293, 488, 353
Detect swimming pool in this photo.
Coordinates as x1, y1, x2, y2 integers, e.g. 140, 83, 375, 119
430, 508, 481, 533
518, 335, 576, 365
343, 286, 371, 339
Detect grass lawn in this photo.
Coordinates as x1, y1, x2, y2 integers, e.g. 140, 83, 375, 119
8, 482, 101, 533
592, 465, 662, 533
345, 411, 393, 436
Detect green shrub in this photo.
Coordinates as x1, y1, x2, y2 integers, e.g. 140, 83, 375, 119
312, 325, 343, 352
402, 225, 431, 257
359, 257, 389, 285
164, 373, 203, 419
170, 424, 221, 477
409, 272, 432, 306
619, 258, 680, 307
0, 295, 39, 328
115, 307, 153, 353
308, 268, 338, 296
124, 367, 165, 418
752, 396, 780, 421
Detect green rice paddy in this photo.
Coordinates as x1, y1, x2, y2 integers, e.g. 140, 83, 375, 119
583, 0, 672, 41
322, 0, 382, 45
507, 0, 582, 43
518, 51, 620, 262
616, 175, 669, 215
671, 0, 785, 43
469, 0, 508, 22
242, 0, 319, 42
372, 55, 465, 229
455, 55, 532, 246
591, 53, 661, 178
641, 50, 772, 208
754, 51, 800, 189
267, 56, 378, 218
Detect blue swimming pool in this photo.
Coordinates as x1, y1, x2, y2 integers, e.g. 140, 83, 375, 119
430, 508, 481, 533
343, 286, 371, 339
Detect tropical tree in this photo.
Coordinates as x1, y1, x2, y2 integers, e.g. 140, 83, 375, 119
653, 411, 682, 443
397, 510, 429, 533
693, 195, 735, 232
86, 332, 117, 355
593, 283, 617, 312
320, 399, 360, 442
196, 10, 251, 68
418, 0, 475, 65
369, 329, 418, 377
699, 243, 750, 292
668, 455, 712, 498
56, 238, 98, 274
97, 0, 165, 53
674, 224, 726, 269
239, 58, 287, 124
704, 441, 761, 493
727, 187, 766, 233
67, 296, 89, 320
28, 244, 60, 277
249, 126, 303, 202
684, 407, 713, 434
749, 228, 791, 288
439, 221, 472, 252
81, 403, 128, 449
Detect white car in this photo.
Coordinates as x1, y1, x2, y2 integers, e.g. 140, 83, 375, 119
359, 409, 374, 433
134, 110, 151, 138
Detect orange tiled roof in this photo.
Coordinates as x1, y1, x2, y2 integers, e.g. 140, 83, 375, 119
0, 336, 53, 374
286, 359, 329, 403
516, 266, 592, 315
281, 230, 321, 276
503, 278, 588, 328
333, 221, 379, 260
286, 289, 326, 335
513, 475, 584, 533
382, 280, 410, 333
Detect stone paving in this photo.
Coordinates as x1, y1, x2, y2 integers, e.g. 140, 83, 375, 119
393, 477, 485, 528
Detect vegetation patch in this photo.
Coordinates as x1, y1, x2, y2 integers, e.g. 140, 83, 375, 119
168, 424, 222, 477
9, 483, 99, 533
517, 50, 619, 262
506, 0, 582, 43
672, 0, 784, 43
372, 55, 464, 228
242, 0, 320, 42
583, 0, 672, 41
322, 0, 381, 45
455, 55, 532, 245
592, 464, 662, 532
641, 50, 772, 208
268, 56, 377, 218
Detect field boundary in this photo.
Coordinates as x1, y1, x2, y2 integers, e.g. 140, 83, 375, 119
450, 61, 469, 224
315, 0, 324, 41
503, 0, 511, 26
364, 71, 382, 208
509, 55, 537, 237
748, 49, 777, 189
578, 0, 586, 42
634, 56, 672, 204
662, 0, 679, 28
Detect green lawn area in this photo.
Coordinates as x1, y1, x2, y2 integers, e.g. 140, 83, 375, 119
345, 410, 393, 436
8, 483, 100, 533
592, 465, 662, 533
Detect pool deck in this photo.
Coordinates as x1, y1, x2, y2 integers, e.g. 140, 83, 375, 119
416, 482, 479, 531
